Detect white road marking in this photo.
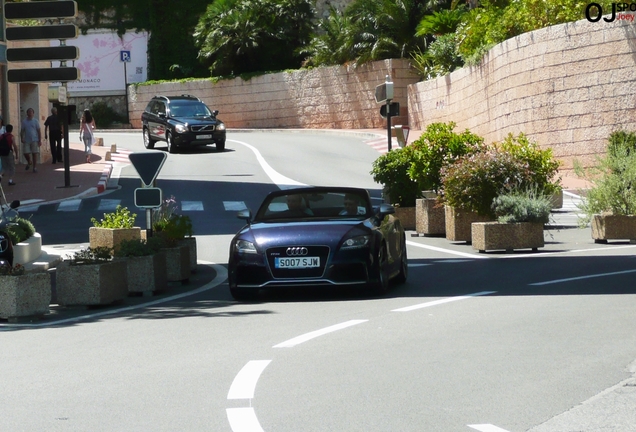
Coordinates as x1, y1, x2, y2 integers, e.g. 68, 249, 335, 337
230, 139, 308, 189
392, 291, 496, 312
19, 199, 43, 205
224, 201, 248, 211
468, 424, 511, 432
529, 269, 636, 286
433, 259, 473, 263
226, 407, 265, 432
97, 199, 121, 211
228, 360, 272, 400
57, 199, 82, 212
408, 263, 431, 267
181, 200, 204, 211
273, 319, 368, 348
406, 240, 488, 259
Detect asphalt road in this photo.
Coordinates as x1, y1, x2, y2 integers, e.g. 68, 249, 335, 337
3, 131, 636, 431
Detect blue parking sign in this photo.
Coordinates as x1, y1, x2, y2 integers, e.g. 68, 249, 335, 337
120, 50, 131, 62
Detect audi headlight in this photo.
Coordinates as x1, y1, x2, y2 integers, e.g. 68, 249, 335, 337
217, 123, 226, 131
175, 124, 188, 133
235, 239, 257, 254
341, 235, 370, 250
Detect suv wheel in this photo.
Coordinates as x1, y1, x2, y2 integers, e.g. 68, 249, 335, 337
143, 128, 156, 149
216, 140, 226, 152
167, 132, 177, 154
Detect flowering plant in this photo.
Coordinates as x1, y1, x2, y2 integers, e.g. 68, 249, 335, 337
152, 196, 194, 247
0, 263, 26, 276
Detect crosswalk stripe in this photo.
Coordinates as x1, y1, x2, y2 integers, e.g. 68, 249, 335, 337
224, 201, 247, 211
97, 199, 121, 211
182, 201, 204, 211
57, 199, 82, 212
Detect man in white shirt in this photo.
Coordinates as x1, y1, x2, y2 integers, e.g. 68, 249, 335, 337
20, 108, 41, 173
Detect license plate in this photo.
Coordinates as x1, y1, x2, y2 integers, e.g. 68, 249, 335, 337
197, 134, 212, 139
275, 257, 320, 268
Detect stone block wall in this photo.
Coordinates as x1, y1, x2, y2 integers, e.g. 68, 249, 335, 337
408, 18, 636, 175
128, 58, 419, 130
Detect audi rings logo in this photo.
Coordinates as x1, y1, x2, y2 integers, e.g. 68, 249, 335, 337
286, 247, 308, 256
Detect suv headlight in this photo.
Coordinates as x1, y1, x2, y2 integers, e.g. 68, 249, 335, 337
175, 124, 188, 133
341, 235, 370, 250
217, 123, 226, 131
235, 239, 257, 254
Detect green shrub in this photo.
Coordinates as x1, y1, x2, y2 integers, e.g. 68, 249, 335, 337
154, 215, 193, 247
607, 130, 636, 158
114, 237, 164, 258
6, 224, 27, 245
370, 146, 420, 207
91, 205, 137, 229
495, 133, 562, 196
16, 217, 36, 239
575, 144, 636, 224
408, 122, 485, 193
492, 189, 552, 224
441, 148, 536, 217
66, 247, 112, 265
90, 102, 126, 128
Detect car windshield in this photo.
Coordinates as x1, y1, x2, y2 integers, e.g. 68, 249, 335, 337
254, 190, 372, 222
169, 101, 212, 117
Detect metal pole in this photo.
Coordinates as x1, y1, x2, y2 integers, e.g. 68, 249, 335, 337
146, 208, 152, 238
386, 99, 392, 152
124, 61, 130, 125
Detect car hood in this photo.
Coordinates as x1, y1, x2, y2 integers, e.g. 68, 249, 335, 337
245, 220, 369, 249
173, 116, 220, 124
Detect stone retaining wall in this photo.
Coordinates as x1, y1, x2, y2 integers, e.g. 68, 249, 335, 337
408, 18, 636, 174
128, 58, 419, 130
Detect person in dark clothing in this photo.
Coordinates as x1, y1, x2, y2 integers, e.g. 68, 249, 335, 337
44, 107, 63, 163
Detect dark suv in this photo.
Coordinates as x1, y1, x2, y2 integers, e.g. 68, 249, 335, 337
141, 94, 226, 153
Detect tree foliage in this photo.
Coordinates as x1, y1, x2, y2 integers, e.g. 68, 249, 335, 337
194, 0, 314, 76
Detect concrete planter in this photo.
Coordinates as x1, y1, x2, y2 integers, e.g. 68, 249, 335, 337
445, 206, 492, 243
0, 272, 51, 321
415, 198, 445, 237
13, 233, 42, 266
472, 222, 545, 253
163, 245, 190, 283
89, 227, 142, 253
178, 237, 197, 273
124, 252, 168, 296
394, 207, 415, 231
591, 214, 636, 244
55, 260, 128, 306
550, 190, 564, 209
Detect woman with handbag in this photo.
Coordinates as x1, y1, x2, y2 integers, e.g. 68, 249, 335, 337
79, 109, 96, 164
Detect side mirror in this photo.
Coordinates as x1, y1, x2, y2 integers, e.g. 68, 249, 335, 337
378, 204, 395, 216
9, 200, 20, 209
158, 112, 166, 119
213, 110, 219, 117
237, 209, 252, 222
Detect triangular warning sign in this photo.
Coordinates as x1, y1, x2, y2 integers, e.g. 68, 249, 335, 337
129, 152, 167, 186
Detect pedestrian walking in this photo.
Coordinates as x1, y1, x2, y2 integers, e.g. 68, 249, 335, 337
44, 107, 63, 164
0, 124, 19, 186
79, 109, 96, 164
20, 107, 41, 173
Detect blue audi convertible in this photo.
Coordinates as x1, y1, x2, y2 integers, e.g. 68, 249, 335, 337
228, 186, 407, 300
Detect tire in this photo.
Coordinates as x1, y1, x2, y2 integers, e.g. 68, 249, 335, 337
216, 140, 226, 152
143, 128, 156, 149
230, 287, 259, 302
394, 242, 408, 284
167, 132, 177, 154
370, 245, 390, 296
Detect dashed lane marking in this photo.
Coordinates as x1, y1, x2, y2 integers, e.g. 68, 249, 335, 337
181, 200, 204, 211
391, 291, 496, 312
97, 199, 121, 211
224, 201, 247, 211
273, 319, 368, 348
227, 360, 272, 400
468, 424, 511, 432
57, 199, 82, 212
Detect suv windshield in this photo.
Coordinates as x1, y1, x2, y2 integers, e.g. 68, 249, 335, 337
169, 101, 212, 118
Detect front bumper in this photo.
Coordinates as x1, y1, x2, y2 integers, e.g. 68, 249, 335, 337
174, 130, 226, 146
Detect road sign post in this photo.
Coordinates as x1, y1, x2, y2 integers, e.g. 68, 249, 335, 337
375, 75, 395, 152
121, 51, 131, 124
129, 152, 168, 237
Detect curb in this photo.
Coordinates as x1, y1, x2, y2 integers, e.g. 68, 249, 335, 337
97, 163, 114, 194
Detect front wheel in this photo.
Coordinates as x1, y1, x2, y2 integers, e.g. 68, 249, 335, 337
394, 242, 408, 284
230, 286, 259, 302
370, 245, 390, 296
143, 128, 155, 149
167, 132, 177, 154
216, 140, 226, 152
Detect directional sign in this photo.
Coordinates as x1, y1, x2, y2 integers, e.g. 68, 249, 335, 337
8, 67, 80, 83
4, 1, 77, 19
380, 102, 400, 119
135, 188, 163, 209
7, 46, 79, 62
129, 152, 167, 187
6, 25, 78, 41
